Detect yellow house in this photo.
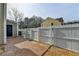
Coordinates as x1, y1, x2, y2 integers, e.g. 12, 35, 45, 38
41, 17, 63, 27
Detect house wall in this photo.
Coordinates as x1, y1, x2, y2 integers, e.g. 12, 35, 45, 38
7, 21, 17, 37
0, 3, 6, 44
41, 18, 61, 27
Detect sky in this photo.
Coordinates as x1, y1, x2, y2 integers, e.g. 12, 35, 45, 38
7, 3, 79, 22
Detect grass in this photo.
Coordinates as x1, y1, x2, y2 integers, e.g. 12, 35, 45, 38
0, 46, 4, 54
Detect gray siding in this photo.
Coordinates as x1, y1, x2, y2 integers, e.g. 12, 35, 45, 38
0, 4, 5, 44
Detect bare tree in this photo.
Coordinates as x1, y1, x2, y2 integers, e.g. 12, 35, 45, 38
22, 16, 43, 28
8, 8, 24, 36
8, 8, 24, 22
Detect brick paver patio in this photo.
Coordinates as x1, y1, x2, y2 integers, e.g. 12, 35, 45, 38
1, 37, 37, 56
0, 37, 79, 56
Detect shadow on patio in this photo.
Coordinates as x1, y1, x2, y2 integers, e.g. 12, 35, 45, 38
0, 37, 38, 56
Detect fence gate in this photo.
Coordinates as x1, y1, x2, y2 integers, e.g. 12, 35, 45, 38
32, 31, 38, 41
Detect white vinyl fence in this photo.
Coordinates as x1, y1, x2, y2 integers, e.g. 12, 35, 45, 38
38, 27, 53, 44
20, 24, 79, 52
21, 28, 39, 41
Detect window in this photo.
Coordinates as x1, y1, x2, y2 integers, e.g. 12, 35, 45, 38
18, 31, 22, 36
51, 23, 53, 26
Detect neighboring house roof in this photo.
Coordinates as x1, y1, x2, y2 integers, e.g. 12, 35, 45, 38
41, 17, 59, 24
41, 17, 63, 27
41, 17, 64, 25
7, 19, 17, 24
